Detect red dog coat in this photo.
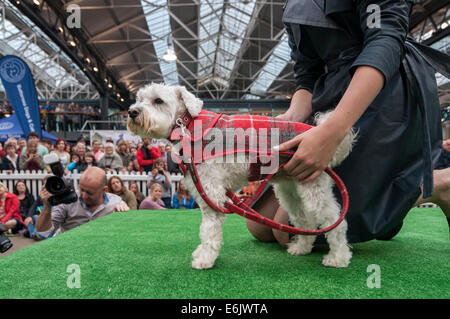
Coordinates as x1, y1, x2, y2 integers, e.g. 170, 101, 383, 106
169, 110, 313, 181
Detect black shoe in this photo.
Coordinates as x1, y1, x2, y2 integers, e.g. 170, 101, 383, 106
23, 230, 30, 238
376, 222, 404, 241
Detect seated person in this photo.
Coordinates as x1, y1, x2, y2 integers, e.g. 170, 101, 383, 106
35, 167, 129, 236
0, 182, 24, 234
139, 183, 166, 210
107, 176, 137, 210
172, 180, 196, 209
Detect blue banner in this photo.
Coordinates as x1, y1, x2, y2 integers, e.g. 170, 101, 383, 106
0, 55, 41, 138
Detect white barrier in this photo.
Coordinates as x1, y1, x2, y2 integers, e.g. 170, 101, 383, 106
0, 170, 185, 199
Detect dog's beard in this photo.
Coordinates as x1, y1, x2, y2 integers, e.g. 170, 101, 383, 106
127, 108, 174, 139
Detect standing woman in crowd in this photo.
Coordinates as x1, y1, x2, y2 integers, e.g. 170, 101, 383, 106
107, 176, 137, 210
13, 181, 35, 224
128, 182, 144, 208
51, 138, 71, 173
18, 140, 45, 172
139, 183, 166, 210
98, 142, 123, 173
249, 0, 450, 246
0, 182, 24, 234
1, 142, 19, 172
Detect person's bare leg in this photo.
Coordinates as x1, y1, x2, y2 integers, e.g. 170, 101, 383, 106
246, 188, 278, 242
415, 168, 450, 219
272, 206, 290, 248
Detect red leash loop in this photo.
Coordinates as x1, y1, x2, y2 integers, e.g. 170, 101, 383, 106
176, 151, 349, 236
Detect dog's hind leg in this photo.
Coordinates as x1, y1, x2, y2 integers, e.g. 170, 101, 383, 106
273, 180, 316, 256
296, 174, 352, 268
316, 200, 352, 268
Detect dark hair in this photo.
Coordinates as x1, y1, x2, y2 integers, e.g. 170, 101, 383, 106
13, 180, 29, 195
27, 132, 39, 138
55, 138, 66, 147
42, 138, 53, 145
107, 176, 126, 195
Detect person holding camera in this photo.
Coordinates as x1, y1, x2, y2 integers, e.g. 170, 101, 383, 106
147, 158, 172, 208
35, 167, 130, 236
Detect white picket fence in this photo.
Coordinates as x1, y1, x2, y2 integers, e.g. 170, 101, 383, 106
0, 170, 185, 199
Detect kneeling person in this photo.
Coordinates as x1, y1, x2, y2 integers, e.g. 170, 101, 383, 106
35, 167, 129, 236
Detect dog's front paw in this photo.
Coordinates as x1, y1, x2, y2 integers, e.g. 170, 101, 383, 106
191, 245, 217, 270
286, 241, 313, 256
322, 251, 351, 268
192, 257, 215, 270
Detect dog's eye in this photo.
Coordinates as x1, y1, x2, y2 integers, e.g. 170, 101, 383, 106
154, 98, 164, 105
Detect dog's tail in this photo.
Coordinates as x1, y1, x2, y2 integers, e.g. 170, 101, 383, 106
314, 111, 357, 168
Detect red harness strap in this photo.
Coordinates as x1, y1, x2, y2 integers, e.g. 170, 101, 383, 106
171, 112, 349, 235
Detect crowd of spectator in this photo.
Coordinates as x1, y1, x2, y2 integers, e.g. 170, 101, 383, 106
0, 101, 102, 131
0, 132, 199, 243
40, 101, 101, 132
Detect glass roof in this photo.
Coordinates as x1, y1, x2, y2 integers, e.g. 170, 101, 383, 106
0, 1, 91, 94
141, 0, 179, 85
198, 0, 257, 88
245, 33, 290, 98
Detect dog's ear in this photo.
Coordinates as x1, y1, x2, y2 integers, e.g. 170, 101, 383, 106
176, 86, 203, 117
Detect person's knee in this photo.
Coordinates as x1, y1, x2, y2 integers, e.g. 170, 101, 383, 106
246, 219, 276, 242
4, 219, 17, 229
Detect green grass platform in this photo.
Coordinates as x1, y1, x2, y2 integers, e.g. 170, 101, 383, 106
0, 207, 449, 299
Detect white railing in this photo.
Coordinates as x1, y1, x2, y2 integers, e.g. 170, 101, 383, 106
0, 170, 185, 199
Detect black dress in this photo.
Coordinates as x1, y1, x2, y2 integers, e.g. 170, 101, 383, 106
267, 0, 449, 243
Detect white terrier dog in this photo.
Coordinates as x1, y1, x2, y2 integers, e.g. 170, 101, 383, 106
128, 83, 356, 269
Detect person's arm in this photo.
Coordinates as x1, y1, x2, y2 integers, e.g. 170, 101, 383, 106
278, 23, 324, 122
34, 187, 53, 232
276, 0, 409, 183
277, 66, 384, 183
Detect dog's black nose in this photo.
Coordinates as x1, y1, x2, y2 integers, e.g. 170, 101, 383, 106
128, 109, 140, 119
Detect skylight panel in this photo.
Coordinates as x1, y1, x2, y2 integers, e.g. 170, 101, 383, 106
198, 0, 224, 79
141, 0, 179, 85
249, 34, 290, 97
214, 1, 256, 85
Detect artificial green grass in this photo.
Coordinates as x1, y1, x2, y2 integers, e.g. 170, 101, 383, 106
0, 207, 449, 299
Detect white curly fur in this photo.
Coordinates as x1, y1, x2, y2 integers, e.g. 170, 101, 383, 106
128, 83, 356, 269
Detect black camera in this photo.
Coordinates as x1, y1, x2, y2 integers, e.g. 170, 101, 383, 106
158, 169, 164, 174
0, 223, 13, 253
44, 154, 78, 206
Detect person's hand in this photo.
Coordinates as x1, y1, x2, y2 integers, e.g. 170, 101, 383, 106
152, 168, 158, 176
39, 186, 53, 206
24, 216, 33, 226
115, 202, 129, 212
274, 124, 343, 183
